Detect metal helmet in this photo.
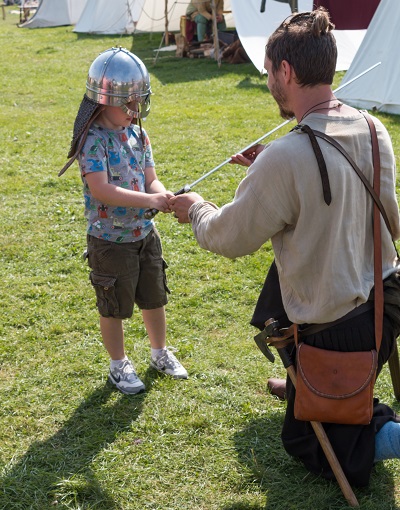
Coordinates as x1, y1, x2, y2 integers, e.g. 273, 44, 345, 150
86, 47, 151, 119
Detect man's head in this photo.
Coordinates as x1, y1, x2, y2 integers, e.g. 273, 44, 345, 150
265, 8, 337, 88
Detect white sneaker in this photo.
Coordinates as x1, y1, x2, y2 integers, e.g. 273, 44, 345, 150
150, 349, 188, 379
108, 359, 145, 394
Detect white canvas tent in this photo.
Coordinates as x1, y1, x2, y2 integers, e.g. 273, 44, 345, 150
135, 0, 234, 33
337, 0, 400, 115
20, 0, 87, 28
22, 0, 374, 74
74, 0, 234, 35
230, 0, 372, 71
74, 0, 140, 34
231, 0, 311, 72
73, 0, 366, 70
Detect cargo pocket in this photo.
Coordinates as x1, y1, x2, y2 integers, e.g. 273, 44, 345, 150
89, 272, 120, 317
162, 259, 171, 294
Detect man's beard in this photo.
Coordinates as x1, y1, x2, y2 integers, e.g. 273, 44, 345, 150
270, 80, 294, 120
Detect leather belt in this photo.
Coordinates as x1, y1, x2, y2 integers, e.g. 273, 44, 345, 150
299, 301, 374, 337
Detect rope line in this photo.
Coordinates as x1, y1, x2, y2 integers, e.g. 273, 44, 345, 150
139, 0, 190, 23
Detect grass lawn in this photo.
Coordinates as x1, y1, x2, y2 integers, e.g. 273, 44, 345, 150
1, 6, 400, 509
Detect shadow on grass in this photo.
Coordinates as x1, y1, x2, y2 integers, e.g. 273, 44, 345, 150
149, 57, 267, 87
0, 380, 150, 509
227, 412, 399, 510
74, 31, 269, 91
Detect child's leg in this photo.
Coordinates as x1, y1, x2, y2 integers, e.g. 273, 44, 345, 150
100, 315, 145, 394
141, 307, 166, 349
143, 306, 188, 379
100, 316, 125, 359
136, 231, 187, 379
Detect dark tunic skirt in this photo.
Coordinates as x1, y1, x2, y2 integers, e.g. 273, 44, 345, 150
252, 261, 400, 487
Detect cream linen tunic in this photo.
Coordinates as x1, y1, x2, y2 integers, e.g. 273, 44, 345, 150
189, 111, 400, 324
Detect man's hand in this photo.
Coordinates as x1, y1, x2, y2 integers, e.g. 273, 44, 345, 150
229, 144, 265, 167
169, 192, 204, 223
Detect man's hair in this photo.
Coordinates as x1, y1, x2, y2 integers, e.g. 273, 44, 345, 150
266, 8, 337, 87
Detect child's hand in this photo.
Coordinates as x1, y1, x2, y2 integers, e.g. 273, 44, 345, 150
148, 192, 174, 214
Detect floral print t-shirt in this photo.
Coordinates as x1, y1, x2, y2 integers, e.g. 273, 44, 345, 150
79, 124, 155, 243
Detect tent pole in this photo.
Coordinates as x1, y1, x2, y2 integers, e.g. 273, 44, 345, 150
211, 0, 221, 67
153, 31, 166, 65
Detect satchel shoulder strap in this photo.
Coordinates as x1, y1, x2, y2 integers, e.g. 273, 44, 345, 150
363, 111, 384, 352
296, 112, 384, 352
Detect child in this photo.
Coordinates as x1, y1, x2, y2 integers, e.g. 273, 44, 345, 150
59, 47, 188, 394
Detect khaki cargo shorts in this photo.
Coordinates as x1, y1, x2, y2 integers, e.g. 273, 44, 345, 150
87, 229, 170, 319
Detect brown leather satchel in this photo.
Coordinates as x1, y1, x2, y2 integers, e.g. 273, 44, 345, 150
294, 112, 387, 425
294, 335, 378, 424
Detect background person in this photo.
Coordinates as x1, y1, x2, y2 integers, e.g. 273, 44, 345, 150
170, 8, 400, 486
186, 0, 226, 42
62, 47, 188, 395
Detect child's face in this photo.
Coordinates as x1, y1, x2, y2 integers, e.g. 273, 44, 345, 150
97, 102, 138, 130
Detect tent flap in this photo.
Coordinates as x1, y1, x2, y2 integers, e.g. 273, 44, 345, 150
338, 0, 399, 115
20, 0, 87, 28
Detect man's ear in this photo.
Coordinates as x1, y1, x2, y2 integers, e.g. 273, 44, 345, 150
280, 60, 293, 84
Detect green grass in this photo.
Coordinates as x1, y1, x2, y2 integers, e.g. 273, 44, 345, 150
1, 6, 400, 509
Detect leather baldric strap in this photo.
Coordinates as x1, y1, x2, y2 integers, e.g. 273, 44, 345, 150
297, 111, 385, 352
363, 112, 384, 352
300, 125, 332, 205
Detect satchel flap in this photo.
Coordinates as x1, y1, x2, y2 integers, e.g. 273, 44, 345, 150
297, 343, 377, 399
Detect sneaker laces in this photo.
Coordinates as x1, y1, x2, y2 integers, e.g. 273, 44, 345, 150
118, 360, 140, 381
156, 350, 181, 369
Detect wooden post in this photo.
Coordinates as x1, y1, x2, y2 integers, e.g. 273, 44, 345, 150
164, 0, 169, 46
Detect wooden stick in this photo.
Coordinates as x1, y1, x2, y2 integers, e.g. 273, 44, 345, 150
284, 363, 359, 507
